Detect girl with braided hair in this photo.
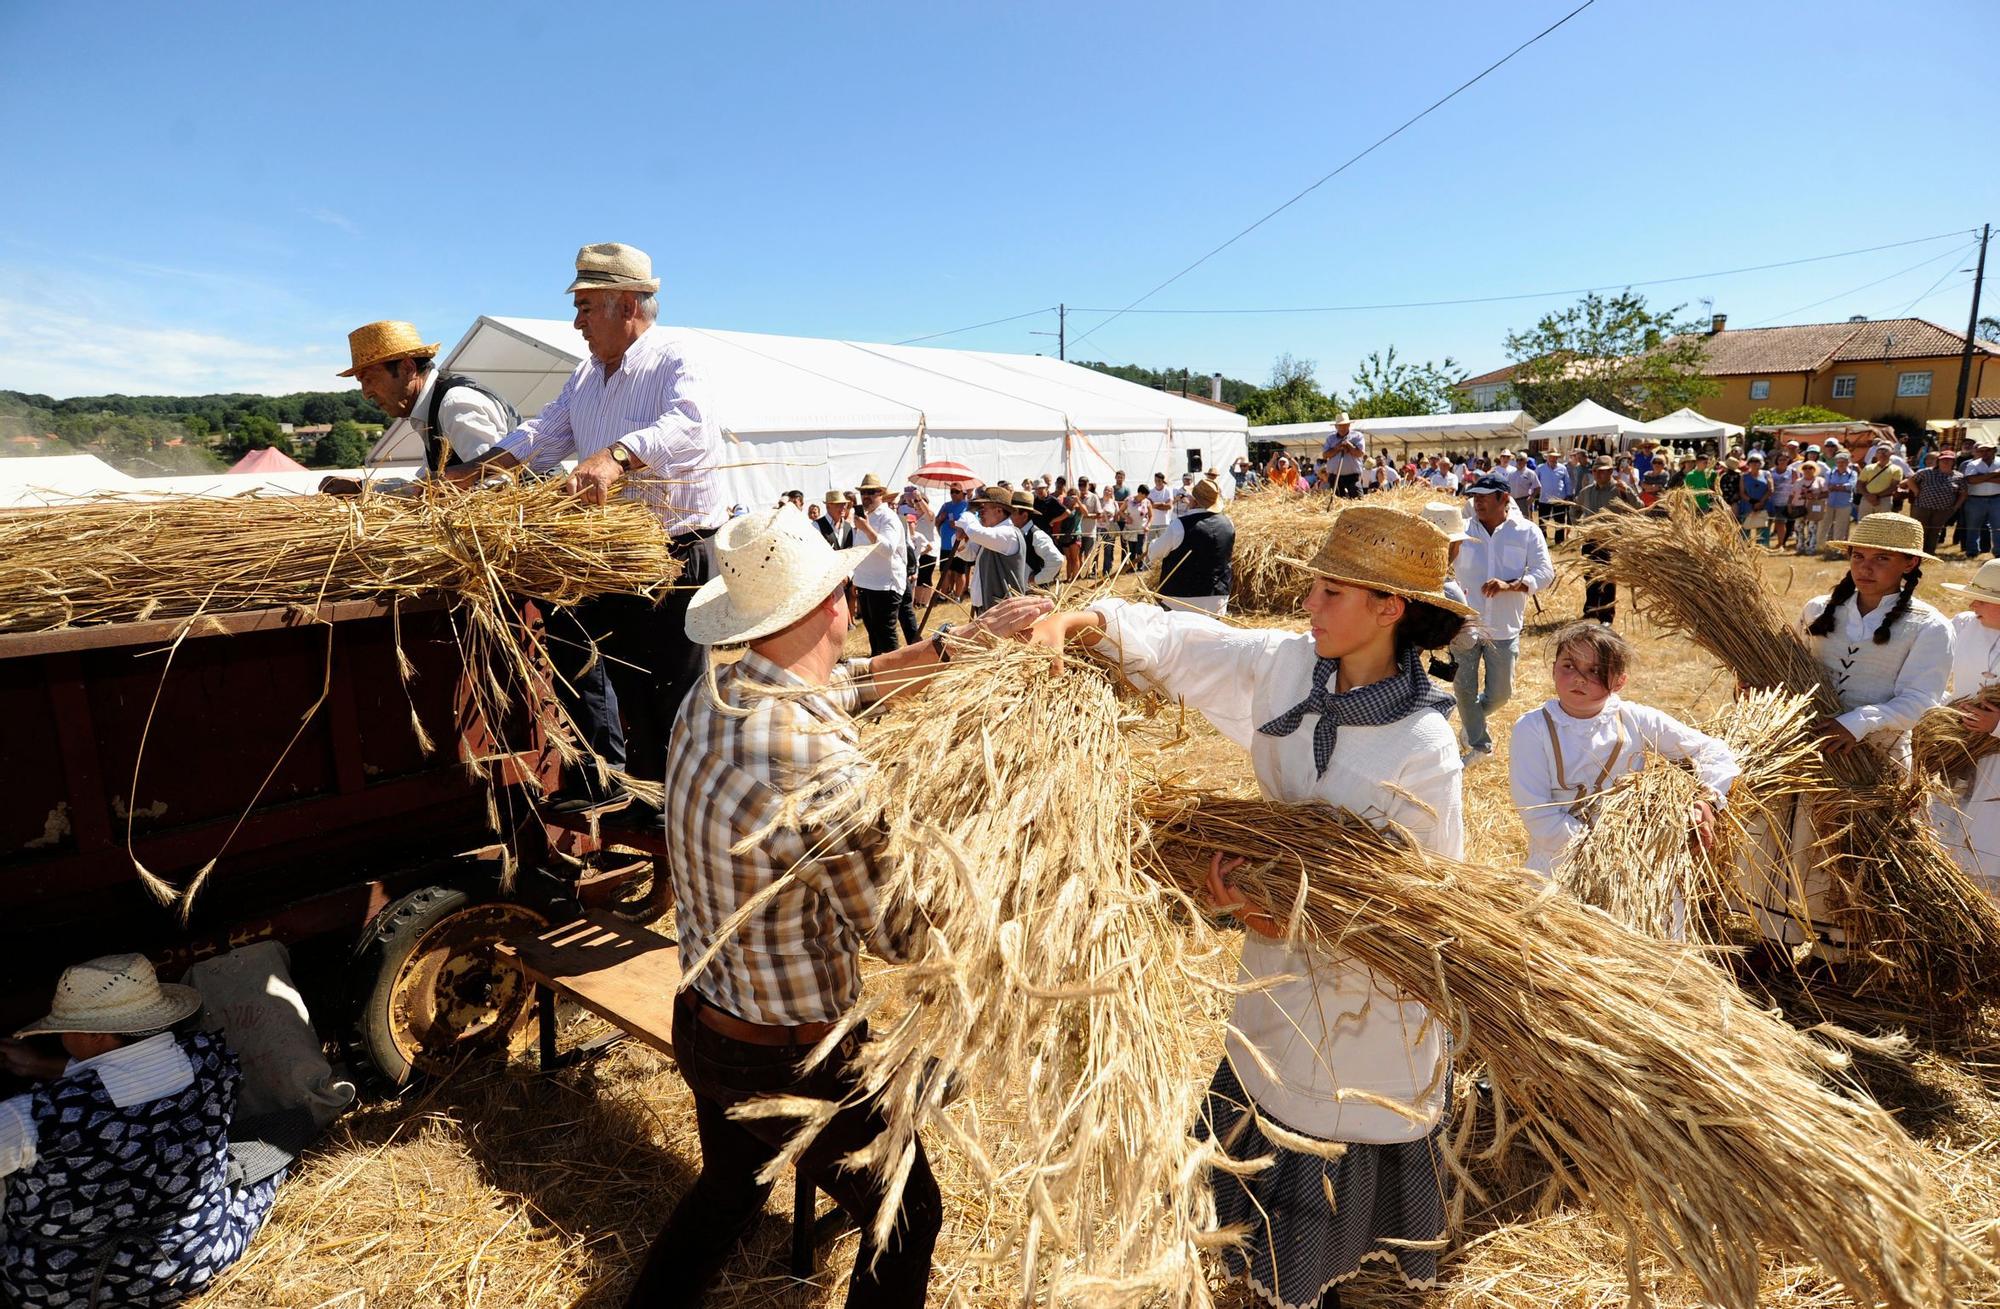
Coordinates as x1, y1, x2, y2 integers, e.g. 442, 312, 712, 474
1745, 513, 1952, 962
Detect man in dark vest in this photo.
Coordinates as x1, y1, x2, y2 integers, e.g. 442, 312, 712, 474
951, 485, 1029, 615
818, 489, 858, 548
326, 320, 516, 486
1147, 475, 1236, 615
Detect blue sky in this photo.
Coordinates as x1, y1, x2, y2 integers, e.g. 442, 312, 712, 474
2, 0, 1995, 399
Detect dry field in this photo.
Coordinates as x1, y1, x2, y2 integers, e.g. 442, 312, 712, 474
190, 530, 2000, 1309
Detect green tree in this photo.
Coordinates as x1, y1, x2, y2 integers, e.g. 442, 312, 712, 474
311, 419, 372, 468
229, 414, 291, 457
1747, 405, 1852, 428
1504, 291, 1718, 422
1979, 315, 1999, 346
1346, 346, 1465, 419
1236, 354, 1342, 426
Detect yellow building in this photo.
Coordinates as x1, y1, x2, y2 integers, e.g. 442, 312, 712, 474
1684, 315, 2000, 426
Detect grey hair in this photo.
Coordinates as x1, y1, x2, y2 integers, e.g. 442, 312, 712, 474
635, 291, 660, 324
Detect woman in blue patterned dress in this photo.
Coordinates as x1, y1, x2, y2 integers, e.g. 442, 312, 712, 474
0, 953, 282, 1308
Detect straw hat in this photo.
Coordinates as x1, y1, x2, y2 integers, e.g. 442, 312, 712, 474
1279, 506, 1476, 618
1944, 559, 2000, 605
1334, 412, 1352, 425
16, 953, 201, 1037
1191, 477, 1222, 509
971, 484, 1012, 508
856, 472, 889, 494
1830, 512, 1937, 563
685, 506, 873, 646
1009, 489, 1037, 511
337, 320, 439, 377
1420, 500, 1469, 542
564, 242, 660, 295
823, 489, 851, 507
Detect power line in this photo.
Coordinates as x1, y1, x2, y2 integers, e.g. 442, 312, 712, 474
894, 305, 1055, 346
1067, 230, 1980, 318
1064, 0, 1599, 353
1892, 257, 1975, 319
1740, 238, 1977, 327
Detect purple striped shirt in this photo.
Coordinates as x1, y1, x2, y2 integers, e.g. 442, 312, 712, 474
497, 328, 725, 534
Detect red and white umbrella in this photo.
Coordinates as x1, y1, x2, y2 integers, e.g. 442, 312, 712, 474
910, 459, 980, 489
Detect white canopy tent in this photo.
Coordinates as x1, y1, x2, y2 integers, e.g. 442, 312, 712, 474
1252, 410, 1537, 459
1527, 399, 1647, 451
367, 318, 1247, 505
1629, 406, 1742, 448
0, 453, 420, 511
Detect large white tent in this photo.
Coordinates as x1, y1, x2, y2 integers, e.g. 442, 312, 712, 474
1629, 406, 1742, 447
1527, 398, 1647, 450
1252, 410, 1536, 458
368, 318, 1247, 505
0, 453, 420, 510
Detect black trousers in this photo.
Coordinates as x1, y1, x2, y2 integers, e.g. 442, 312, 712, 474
547, 534, 712, 785
1333, 473, 1361, 499
896, 590, 920, 645
856, 587, 904, 656
624, 995, 942, 1308
1582, 542, 1616, 625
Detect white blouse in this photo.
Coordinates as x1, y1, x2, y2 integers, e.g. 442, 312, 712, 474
1799, 592, 1951, 748
1507, 695, 1739, 877
1088, 599, 1462, 1144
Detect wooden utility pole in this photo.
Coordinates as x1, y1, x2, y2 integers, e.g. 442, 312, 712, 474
1058, 304, 1065, 361
1955, 223, 1990, 419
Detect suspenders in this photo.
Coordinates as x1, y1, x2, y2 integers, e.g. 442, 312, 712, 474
1540, 705, 1629, 820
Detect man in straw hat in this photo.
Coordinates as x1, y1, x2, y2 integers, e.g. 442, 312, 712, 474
818, 488, 858, 548
330, 320, 517, 483
950, 484, 1031, 614
633, 507, 1046, 1307
850, 473, 909, 655
1321, 412, 1366, 499
0, 954, 281, 1307
449, 242, 725, 813
1009, 488, 1065, 588
1147, 474, 1236, 616
1452, 474, 1555, 764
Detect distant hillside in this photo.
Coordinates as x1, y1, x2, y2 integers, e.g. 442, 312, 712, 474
1074, 361, 1258, 407
2, 389, 385, 473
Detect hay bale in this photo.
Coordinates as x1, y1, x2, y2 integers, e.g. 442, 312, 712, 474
1220, 483, 1442, 616
1912, 686, 2000, 789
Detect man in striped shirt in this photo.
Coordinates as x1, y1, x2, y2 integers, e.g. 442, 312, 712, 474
627, 505, 1046, 1306
453, 242, 725, 814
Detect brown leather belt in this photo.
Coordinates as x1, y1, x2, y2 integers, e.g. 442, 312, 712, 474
689, 993, 838, 1047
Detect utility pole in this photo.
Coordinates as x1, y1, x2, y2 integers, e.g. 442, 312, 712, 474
1031, 304, 1067, 361
1956, 223, 1990, 420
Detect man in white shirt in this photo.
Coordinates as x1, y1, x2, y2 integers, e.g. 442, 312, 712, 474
955, 485, 1030, 612
1453, 475, 1556, 762
851, 473, 909, 655
1010, 489, 1065, 586
1421, 454, 1458, 493
451, 243, 725, 814
1496, 449, 1542, 523
1960, 440, 2000, 559
1146, 474, 1176, 552
1321, 413, 1366, 498
322, 320, 516, 493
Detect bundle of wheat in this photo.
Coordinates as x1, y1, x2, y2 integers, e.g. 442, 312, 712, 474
1585, 493, 2000, 1002
735, 642, 1233, 1307
1911, 686, 2000, 789
0, 477, 679, 633
1555, 689, 1830, 941
1220, 484, 1440, 616
1137, 784, 1983, 1308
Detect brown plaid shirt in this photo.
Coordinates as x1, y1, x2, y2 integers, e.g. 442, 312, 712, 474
664, 651, 906, 1025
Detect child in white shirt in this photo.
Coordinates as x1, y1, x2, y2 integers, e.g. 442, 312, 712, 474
1509, 622, 1739, 937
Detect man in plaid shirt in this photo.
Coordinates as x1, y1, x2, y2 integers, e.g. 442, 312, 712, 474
625, 505, 1047, 1308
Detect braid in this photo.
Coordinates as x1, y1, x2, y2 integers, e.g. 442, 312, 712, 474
1874, 565, 1922, 645
1807, 573, 1857, 638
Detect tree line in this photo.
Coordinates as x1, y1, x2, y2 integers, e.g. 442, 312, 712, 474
1, 388, 385, 473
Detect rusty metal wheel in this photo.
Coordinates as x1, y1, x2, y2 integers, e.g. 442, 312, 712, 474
356, 887, 547, 1086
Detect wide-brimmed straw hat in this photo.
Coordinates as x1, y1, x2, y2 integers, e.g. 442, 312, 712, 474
856, 472, 889, 494
685, 506, 873, 646
16, 953, 201, 1037
1944, 559, 2000, 605
1192, 477, 1222, 509
1279, 506, 1476, 618
1830, 512, 1938, 563
971, 484, 1011, 508
823, 489, 851, 507
1420, 501, 1468, 542
337, 320, 439, 377
564, 242, 660, 296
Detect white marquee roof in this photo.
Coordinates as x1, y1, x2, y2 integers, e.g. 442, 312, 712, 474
1631, 406, 1744, 443
1528, 398, 1645, 443
370, 318, 1247, 504
0, 453, 420, 510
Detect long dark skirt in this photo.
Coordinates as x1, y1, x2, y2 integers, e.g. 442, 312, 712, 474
1194, 1056, 1450, 1308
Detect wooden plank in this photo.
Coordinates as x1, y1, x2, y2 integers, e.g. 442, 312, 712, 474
0, 596, 450, 661
497, 912, 681, 1056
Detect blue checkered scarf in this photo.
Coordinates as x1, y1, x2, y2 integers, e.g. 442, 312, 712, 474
1257, 646, 1456, 776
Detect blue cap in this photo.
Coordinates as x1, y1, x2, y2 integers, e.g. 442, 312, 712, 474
1462, 474, 1512, 496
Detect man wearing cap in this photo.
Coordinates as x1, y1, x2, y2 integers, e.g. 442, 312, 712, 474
1453, 475, 1555, 762
1010, 489, 1065, 588
1902, 449, 1967, 556
1147, 475, 1236, 616
850, 474, 909, 655
1320, 413, 1366, 499
1959, 442, 2000, 559
331, 320, 516, 482
0, 954, 282, 1307
1575, 456, 1641, 625
448, 242, 726, 807
637, 507, 1047, 1307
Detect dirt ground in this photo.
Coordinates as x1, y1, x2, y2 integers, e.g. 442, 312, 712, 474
190, 528, 2000, 1309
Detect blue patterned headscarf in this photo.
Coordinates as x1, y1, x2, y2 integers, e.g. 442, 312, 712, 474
1256, 647, 1455, 776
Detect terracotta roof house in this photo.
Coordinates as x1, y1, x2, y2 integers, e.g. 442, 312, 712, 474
1670, 314, 2000, 425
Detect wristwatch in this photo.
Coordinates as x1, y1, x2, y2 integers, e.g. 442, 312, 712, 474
607, 443, 635, 472
932, 622, 955, 663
